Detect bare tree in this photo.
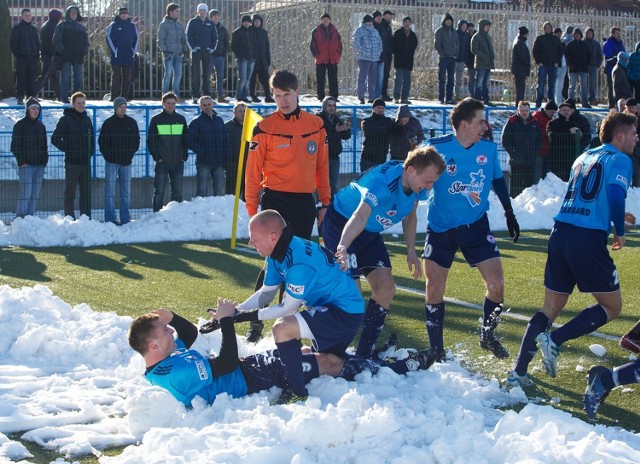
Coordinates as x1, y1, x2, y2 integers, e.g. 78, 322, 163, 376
0, 0, 15, 97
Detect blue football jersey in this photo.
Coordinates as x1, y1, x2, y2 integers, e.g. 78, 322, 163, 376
425, 135, 503, 232
332, 161, 429, 233
264, 236, 364, 314
554, 143, 633, 232
145, 339, 248, 406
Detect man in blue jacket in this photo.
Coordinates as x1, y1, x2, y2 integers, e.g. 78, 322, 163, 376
189, 96, 231, 196
106, 7, 139, 100
186, 3, 218, 104
604, 27, 626, 109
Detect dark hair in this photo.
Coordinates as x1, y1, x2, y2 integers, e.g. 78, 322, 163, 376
450, 98, 485, 130
405, 146, 446, 175
269, 69, 298, 91
128, 313, 160, 355
600, 111, 637, 144
162, 91, 178, 102
21, 8, 31, 15
166, 3, 180, 15
611, 27, 621, 35
517, 100, 530, 108
71, 91, 86, 103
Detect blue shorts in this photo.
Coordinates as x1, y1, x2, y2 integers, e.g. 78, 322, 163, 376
298, 304, 364, 356
544, 221, 620, 294
241, 349, 320, 394
321, 205, 392, 279
421, 214, 500, 269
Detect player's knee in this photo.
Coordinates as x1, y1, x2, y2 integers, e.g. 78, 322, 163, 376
272, 318, 293, 341
317, 353, 343, 377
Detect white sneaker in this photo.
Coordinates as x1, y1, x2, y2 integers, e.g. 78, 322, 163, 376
536, 332, 560, 378
505, 370, 534, 388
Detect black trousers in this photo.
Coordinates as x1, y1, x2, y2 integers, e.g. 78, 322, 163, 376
111, 64, 133, 99
36, 54, 59, 99
316, 63, 338, 100
514, 74, 526, 105
15, 56, 38, 99
381, 55, 392, 97
260, 189, 316, 240
64, 163, 90, 219
250, 67, 271, 99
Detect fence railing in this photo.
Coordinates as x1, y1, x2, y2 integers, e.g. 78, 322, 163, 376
0, 102, 609, 223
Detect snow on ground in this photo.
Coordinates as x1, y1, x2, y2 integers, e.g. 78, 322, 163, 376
0, 285, 639, 463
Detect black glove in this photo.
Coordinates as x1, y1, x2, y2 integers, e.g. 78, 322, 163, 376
504, 209, 520, 243
198, 308, 260, 334
199, 308, 220, 334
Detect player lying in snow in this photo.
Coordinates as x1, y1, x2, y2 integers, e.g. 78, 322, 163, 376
128, 300, 437, 407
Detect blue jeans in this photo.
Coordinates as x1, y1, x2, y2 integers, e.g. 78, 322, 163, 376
16, 165, 45, 217
162, 53, 183, 96
196, 164, 225, 197
236, 59, 255, 100
438, 57, 456, 101
536, 65, 557, 107
569, 72, 589, 105
393, 68, 412, 101
329, 158, 340, 200
104, 162, 132, 224
60, 62, 83, 102
212, 56, 225, 97
153, 161, 184, 212
475, 68, 491, 103
555, 66, 567, 105
357, 60, 377, 100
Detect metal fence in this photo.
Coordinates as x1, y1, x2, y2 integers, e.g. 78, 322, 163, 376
7, 0, 640, 101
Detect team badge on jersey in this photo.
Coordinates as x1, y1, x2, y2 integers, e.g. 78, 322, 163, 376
249, 141, 259, 150
476, 154, 488, 165
307, 140, 318, 155
446, 158, 457, 176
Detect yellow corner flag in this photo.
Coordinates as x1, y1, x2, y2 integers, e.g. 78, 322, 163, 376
231, 108, 263, 249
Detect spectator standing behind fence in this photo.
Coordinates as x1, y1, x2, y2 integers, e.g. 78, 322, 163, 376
53, 6, 88, 104
249, 15, 274, 103
310, 13, 342, 102
188, 96, 231, 197
319, 96, 351, 199
98, 97, 140, 225
392, 16, 418, 105
10, 8, 39, 106
390, 105, 424, 161
11, 97, 47, 219
510, 26, 530, 106
186, 4, 217, 104
627, 42, 640, 101
501, 101, 541, 197
454, 19, 468, 102
35, 9, 62, 101
533, 22, 562, 109
465, 23, 476, 98
556, 26, 573, 105
225, 102, 247, 196
147, 92, 189, 212
375, 10, 394, 102
547, 101, 579, 181
531, 100, 557, 181
434, 13, 457, 105
565, 29, 591, 108
604, 27, 626, 109
613, 52, 633, 103
51, 92, 94, 219
471, 19, 495, 106
566, 98, 592, 151
360, 98, 395, 171
353, 15, 382, 105
584, 28, 603, 106
209, 9, 229, 103
158, 3, 189, 99
231, 15, 255, 103
106, 7, 138, 101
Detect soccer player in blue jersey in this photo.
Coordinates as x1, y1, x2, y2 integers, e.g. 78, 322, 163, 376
321, 147, 446, 357
507, 110, 636, 388
422, 98, 520, 362
129, 304, 435, 408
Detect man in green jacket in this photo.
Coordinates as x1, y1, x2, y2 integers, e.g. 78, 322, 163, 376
470, 19, 495, 105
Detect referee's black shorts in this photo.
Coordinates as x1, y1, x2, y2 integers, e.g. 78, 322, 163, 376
260, 189, 317, 239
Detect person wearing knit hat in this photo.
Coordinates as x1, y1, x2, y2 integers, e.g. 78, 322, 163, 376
311, 12, 343, 101
362, 14, 373, 23
34, 9, 63, 100
186, 3, 218, 103
197, 3, 208, 11
11, 96, 48, 218
544, 100, 558, 110
10, 8, 40, 105
99, 95, 140, 225
511, 25, 530, 105
372, 97, 385, 108
393, 15, 418, 104
372, 11, 382, 19
106, 6, 138, 101
565, 27, 591, 108
613, 51, 633, 102
231, 16, 254, 102
353, 13, 382, 103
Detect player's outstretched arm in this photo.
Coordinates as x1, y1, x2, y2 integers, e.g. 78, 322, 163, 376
336, 201, 373, 270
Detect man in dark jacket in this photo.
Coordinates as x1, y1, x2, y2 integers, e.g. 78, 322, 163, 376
186, 3, 218, 103
501, 101, 541, 197
147, 92, 189, 212
604, 27, 626, 108
547, 101, 580, 181
10, 8, 40, 105
225, 102, 247, 196
532, 22, 563, 108
310, 13, 343, 101
51, 92, 95, 219
392, 16, 418, 104
106, 7, 139, 100
470, 19, 495, 105
584, 28, 603, 105
209, 9, 229, 103
53, 5, 89, 104
390, 104, 424, 161
613, 51, 633, 102
189, 96, 231, 197
454, 19, 469, 101
465, 23, 476, 97
11, 97, 48, 218
511, 26, 531, 106
231, 15, 255, 103
361, 98, 395, 171
35, 9, 63, 100
566, 99, 592, 151
565, 29, 591, 108
375, 10, 394, 101
434, 13, 458, 104
249, 14, 273, 103
98, 97, 140, 224
319, 96, 351, 198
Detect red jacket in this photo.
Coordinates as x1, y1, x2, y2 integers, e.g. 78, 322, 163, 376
310, 23, 342, 65
532, 109, 553, 157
